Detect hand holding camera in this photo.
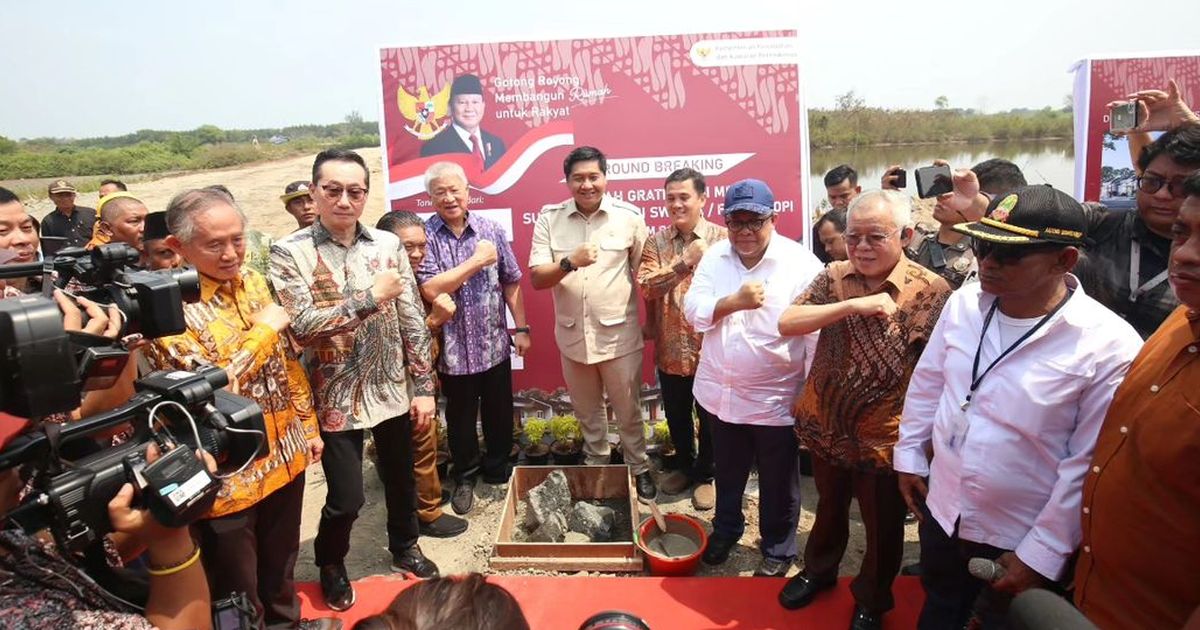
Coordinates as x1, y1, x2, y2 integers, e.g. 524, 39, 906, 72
881, 165, 907, 190
1108, 78, 1198, 134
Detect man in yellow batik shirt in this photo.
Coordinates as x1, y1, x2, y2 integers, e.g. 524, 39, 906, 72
144, 187, 333, 630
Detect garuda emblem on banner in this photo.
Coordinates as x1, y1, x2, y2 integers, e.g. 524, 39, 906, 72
396, 83, 451, 140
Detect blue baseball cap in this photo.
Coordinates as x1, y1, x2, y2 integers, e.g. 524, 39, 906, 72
722, 179, 774, 216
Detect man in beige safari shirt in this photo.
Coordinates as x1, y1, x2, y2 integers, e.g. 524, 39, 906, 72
529, 145, 655, 501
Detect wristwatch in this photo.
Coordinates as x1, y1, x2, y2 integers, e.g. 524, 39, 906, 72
513, 326, 531, 335
559, 257, 577, 272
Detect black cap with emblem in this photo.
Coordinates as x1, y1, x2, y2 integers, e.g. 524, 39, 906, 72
953, 185, 1088, 246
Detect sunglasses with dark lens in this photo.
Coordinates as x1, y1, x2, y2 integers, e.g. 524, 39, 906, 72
1136, 175, 1189, 198
971, 239, 1063, 265
318, 184, 369, 203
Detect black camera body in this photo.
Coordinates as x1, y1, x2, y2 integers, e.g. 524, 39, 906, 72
47, 243, 201, 339
0, 243, 201, 417
1, 367, 267, 553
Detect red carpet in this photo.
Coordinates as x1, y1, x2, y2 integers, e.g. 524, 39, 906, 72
299, 575, 924, 629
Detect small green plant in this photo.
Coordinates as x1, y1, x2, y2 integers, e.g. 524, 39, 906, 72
652, 420, 672, 451
549, 415, 581, 446
523, 417, 549, 446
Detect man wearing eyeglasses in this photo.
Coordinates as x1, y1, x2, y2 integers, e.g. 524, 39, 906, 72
893, 185, 1142, 629
1086, 121, 1200, 338
270, 149, 440, 612
682, 179, 823, 579
778, 190, 952, 629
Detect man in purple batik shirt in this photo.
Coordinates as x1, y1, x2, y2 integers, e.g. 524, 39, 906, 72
417, 161, 530, 516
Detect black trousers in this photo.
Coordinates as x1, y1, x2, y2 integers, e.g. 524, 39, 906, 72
439, 358, 513, 482
193, 472, 306, 630
313, 414, 418, 567
658, 370, 715, 483
916, 503, 1010, 630
804, 455, 907, 613
710, 414, 801, 561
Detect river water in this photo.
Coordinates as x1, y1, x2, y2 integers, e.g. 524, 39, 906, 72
808, 139, 1075, 212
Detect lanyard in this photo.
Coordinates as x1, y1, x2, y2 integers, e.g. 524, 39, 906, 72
962, 290, 1074, 411
1129, 239, 1169, 303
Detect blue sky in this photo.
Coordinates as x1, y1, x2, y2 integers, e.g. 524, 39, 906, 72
2, 0, 1197, 139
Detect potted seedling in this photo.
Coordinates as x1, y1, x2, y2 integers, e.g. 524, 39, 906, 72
549, 415, 582, 465
522, 417, 550, 465
652, 420, 674, 458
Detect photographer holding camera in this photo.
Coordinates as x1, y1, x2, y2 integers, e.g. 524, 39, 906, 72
144, 188, 332, 630
0, 292, 213, 630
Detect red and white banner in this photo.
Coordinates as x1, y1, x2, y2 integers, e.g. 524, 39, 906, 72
377, 31, 808, 391
1071, 52, 1200, 203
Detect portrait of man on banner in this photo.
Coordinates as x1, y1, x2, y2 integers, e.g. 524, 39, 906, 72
420, 74, 508, 170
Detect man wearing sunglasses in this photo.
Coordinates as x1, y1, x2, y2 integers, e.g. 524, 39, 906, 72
894, 186, 1142, 629
778, 190, 952, 629
270, 149, 441, 612
1085, 122, 1200, 338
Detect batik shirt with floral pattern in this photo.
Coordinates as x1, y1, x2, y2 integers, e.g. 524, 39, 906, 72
269, 220, 435, 432
143, 267, 317, 517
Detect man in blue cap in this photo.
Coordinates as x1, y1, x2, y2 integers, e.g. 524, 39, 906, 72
420, 74, 507, 170
683, 178, 823, 577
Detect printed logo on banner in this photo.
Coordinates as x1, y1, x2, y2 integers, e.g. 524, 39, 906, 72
396, 83, 451, 140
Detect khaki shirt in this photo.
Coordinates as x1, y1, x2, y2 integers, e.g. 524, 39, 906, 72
529, 195, 647, 365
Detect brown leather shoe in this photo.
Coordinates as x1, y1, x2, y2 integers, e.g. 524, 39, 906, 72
659, 471, 691, 495
692, 482, 715, 510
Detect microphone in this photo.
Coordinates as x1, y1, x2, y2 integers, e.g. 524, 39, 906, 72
1009, 589, 1098, 630
968, 557, 1006, 582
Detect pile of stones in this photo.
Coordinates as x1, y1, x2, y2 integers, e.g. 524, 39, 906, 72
522, 470, 617, 543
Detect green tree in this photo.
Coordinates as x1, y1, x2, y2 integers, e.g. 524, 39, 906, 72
0, 135, 15, 155
194, 124, 225, 145
935, 95, 950, 110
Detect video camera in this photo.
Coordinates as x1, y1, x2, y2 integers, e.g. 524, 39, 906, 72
0, 243, 265, 552
0, 243, 200, 418
0, 366, 267, 553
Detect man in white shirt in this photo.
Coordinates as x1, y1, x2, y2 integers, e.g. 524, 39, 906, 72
683, 179, 823, 577
894, 185, 1143, 629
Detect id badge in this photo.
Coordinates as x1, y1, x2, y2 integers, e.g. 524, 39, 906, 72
944, 405, 970, 452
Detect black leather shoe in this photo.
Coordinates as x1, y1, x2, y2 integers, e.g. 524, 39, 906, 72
754, 556, 792, 577
440, 488, 451, 506
482, 466, 511, 485
419, 513, 468, 538
777, 572, 836, 609
701, 534, 738, 565
318, 562, 355, 612
451, 479, 475, 515
391, 545, 440, 578
635, 472, 657, 503
848, 605, 882, 630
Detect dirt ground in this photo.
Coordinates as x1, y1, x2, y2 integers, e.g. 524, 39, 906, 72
18, 149, 921, 581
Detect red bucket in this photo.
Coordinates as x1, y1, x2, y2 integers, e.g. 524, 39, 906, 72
635, 513, 708, 576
